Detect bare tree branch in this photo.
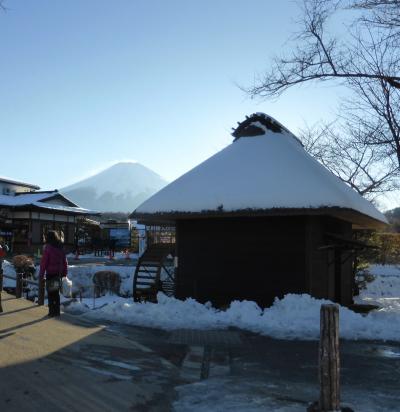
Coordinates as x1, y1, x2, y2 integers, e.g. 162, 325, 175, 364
351, 0, 400, 32
300, 121, 399, 200
248, 0, 400, 99
248, 0, 400, 185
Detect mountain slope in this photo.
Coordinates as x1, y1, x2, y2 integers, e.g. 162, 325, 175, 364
61, 162, 167, 212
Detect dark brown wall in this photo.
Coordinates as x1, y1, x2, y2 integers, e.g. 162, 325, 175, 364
176, 216, 308, 307
175, 215, 354, 307
31, 221, 41, 244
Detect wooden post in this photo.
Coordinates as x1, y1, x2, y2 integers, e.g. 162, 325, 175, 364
38, 277, 45, 306
0, 267, 3, 313
334, 250, 342, 303
200, 346, 212, 380
15, 272, 23, 298
319, 304, 340, 412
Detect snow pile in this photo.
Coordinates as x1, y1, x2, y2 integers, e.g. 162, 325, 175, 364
356, 264, 400, 299
66, 252, 138, 260
1, 259, 135, 298
65, 290, 400, 341
2, 259, 17, 288
67, 265, 135, 296
4, 257, 399, 342
81, 294, 225, 330
367, 264, 400, 277
1, 259, 39, 299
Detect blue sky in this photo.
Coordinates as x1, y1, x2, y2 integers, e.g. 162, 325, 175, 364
0, 1, 367, 197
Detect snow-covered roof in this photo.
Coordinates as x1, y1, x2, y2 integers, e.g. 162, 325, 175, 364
0, 192, 58, 205
133, 113, 387, 227
0, 191, 98, 215
0, 176, 40, 190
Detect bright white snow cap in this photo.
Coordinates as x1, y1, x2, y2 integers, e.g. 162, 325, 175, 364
134, 113, 387, 227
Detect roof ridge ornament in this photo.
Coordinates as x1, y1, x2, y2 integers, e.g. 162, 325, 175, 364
232, 113, 284, 141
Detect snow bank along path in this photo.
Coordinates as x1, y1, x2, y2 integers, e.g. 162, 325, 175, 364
1, 260, 134, 297
64, 265, 400, 342
4, 258, 399, 342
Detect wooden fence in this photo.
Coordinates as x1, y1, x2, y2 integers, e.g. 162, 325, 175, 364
0, 270, 45, 312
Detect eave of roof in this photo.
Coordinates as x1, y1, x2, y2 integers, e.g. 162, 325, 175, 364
12, 202, 100, 215
0, 177, 40, 190
131, 206, 387, 230
0, 191, 100, 216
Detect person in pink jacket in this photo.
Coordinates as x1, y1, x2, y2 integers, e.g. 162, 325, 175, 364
39, 230, 68, 317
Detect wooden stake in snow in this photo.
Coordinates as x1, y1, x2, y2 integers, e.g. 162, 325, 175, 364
0, 268, 3, 313
15, 272, 23, 298
38, 276, 45, 306
319, 304, 340, 411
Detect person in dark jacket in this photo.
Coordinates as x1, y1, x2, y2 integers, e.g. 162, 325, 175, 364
39, 231, 68, 317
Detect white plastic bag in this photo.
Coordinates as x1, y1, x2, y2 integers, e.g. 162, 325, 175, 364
62, 276, 73, 297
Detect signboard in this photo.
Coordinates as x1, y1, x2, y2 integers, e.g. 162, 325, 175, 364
0, 231, 12, 237
109, 228, 131, 248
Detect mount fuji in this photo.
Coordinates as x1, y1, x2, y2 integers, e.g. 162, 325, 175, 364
61, 162, 167, 213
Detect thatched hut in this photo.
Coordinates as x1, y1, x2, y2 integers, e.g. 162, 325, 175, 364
131, 113, 387, 307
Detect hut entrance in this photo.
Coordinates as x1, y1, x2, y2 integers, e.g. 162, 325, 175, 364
321, 233, 376, 303
133, 242, 175, 302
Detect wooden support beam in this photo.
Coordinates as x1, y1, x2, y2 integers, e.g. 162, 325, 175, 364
0, 267, 3, 313
15, 272, 23, 298
200, 346, 212, 380
308, 304, 352, 412
334, 251, 342, 303
319, 304, 340, 411
38, 277, 45, 306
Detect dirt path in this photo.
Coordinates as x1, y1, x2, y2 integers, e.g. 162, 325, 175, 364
1, 291, 400, 411
0, 292, 180, 411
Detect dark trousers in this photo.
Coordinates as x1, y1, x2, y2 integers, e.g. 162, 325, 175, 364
46, 276, 61, 316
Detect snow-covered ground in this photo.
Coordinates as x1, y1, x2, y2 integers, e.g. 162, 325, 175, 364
66, 251, 138, 261
173, 378, 307, 412
2, 260, 19, 288
59, 263, 400, 342
67, 264, 134, 296
3, 260, 399, 411
3, 258, 400, 341
1, 259, 136, 297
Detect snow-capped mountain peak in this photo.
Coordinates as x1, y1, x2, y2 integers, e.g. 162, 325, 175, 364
61, 162, 167, 212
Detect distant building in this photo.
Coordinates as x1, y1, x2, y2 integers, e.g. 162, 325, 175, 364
0, 177, 99, 254
0, 177, 40, 196
100, 220, 131, 248
131, 113, 387, 307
